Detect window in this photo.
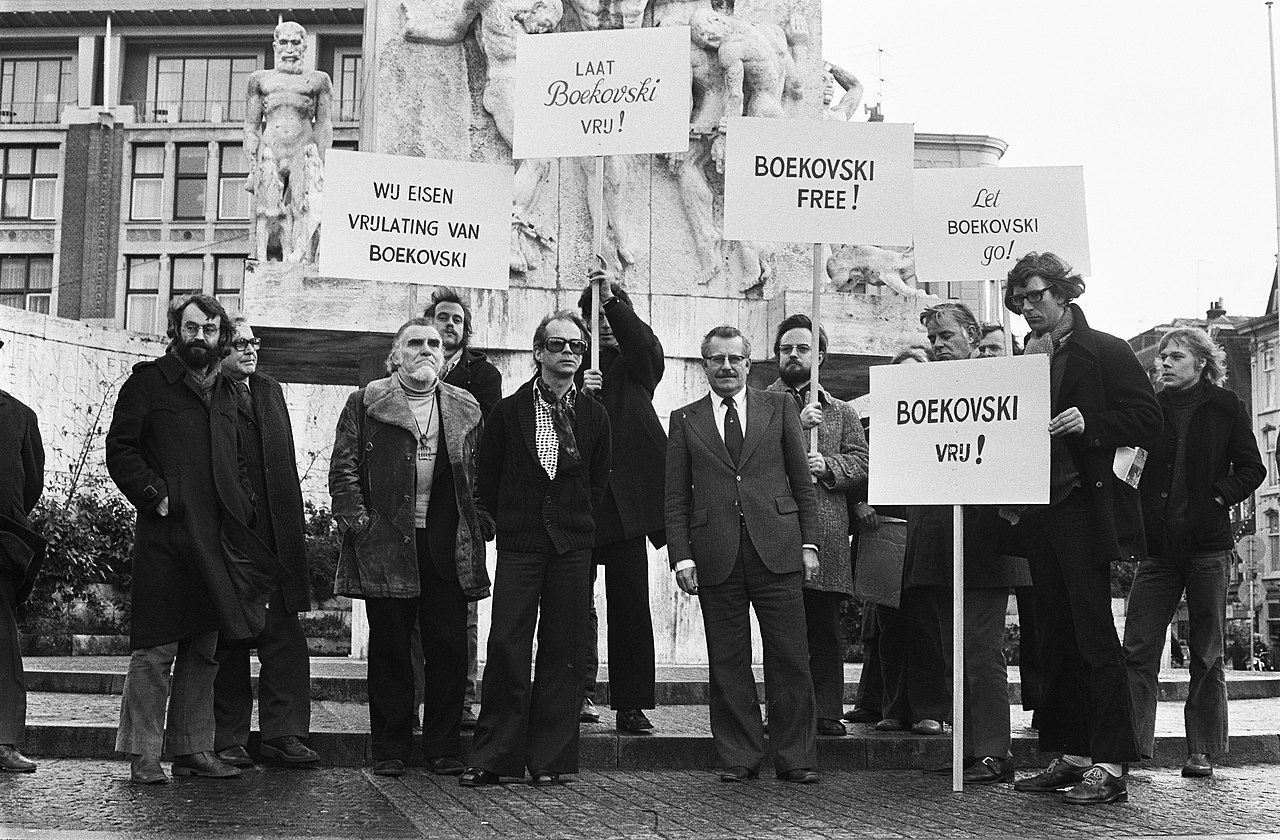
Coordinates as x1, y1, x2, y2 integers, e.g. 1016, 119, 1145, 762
218, 144, 251, 219
155, 56, 256, 122
0, 255, 53, 313
1266, 428, 1278, 488
125, 257, 163, 334
131, 145, 165, 220
1, 146, 58, 219
170, 256, 204, 301
173, 144, 207, 220
214, 256, 245, 316
0, 58, 73, 124
335, 51, 363, 121
1265, 345, 1277, 409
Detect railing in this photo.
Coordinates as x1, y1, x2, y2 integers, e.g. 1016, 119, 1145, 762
0, 101, 72, 125
127, 98, 362, 124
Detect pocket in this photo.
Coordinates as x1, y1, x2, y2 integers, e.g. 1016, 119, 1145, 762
775, 495, 799, 515
690, 508, 709, 528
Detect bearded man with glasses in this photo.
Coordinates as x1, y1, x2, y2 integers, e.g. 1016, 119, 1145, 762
106, 294, 279, 784
461, 310, 612, 788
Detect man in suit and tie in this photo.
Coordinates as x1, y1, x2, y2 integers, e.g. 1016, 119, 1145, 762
664, 324, 821, 784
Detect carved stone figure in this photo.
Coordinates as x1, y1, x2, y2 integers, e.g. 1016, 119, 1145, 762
822, 60, 863, 121
689, 9, 805, 126
827, 244, 931, 298
244, 22, 333, 263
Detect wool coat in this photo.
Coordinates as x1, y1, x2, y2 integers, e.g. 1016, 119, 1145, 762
105, 353, 280, 648
0, 389, 44, 602
443, 347, 503, 416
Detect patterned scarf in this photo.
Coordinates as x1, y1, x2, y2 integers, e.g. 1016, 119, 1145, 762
1023, 307, 1075, 362
174, 350, 221, 407
535, 377, 580, 462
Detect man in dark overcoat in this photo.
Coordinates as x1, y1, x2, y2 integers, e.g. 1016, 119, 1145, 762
575, 266, 666, 732
106, 294, 279, 785
0, 339, 44, 773
213, 317, 318, 768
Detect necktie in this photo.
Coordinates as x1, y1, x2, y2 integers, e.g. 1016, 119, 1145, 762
235, 380, 254, 418
722, 396, 743, 465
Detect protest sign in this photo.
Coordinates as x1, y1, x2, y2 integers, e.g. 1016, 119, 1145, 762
512, 26, 690, 159
867, 354, 1051, 506
721, 117, 914, 244
913, 165, 1091, 282
318, 149, 513, 289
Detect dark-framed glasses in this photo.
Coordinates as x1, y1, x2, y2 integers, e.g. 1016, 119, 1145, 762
232, 337, 262, 352
778, 344, 811, 356
543, 337, 587, 355
703, 354, 748, 367
1007, 288, 1052, 308
181, 322, 220, 337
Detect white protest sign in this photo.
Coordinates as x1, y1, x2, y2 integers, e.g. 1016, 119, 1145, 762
868, 355, 1051, 506
318, 149, 512, 289
913, 165, 1091, 282
722, 117, 915, 245
512, 27, 690, 159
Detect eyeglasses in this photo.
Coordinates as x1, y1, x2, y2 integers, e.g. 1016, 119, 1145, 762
703, 354, 748, 367
231, 338, 262, 352
181, 322, 220, 337
543, 337, 587, 355
1007, 288, 1052, 309
778, 344, 811, 356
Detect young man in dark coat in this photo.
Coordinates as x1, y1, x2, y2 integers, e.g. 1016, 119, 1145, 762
213, 317, 319, 768
575, 267, 665, 733
106, 294, 279, 785
0, 339, 44, 773
1004, 253, 1162, 805
1124, 327, 1265, 779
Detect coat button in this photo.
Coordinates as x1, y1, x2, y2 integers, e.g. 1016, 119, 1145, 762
403, 495, 411, 502
1160, 491, 1168, 499
405, 454, 412, 461
736, 476, 741, 482
1095, 481, 1103, 488
404, 536, 411, 544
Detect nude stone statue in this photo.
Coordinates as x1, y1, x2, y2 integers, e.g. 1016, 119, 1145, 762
689, 9, 805, 127
244, 21, 333, 263
827, 244, 930, 298
822, 60, 863, 121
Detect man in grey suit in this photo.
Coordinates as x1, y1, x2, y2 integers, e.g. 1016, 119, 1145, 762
664, 324, 821, 784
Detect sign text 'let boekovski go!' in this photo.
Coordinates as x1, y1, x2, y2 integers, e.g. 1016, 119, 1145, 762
318, 149, 513, 289
868, 355, 1051, 506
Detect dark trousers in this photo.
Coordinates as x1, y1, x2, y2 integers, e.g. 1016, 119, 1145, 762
878, 586, 950, 724
365, 531, 469, 761
854, 603, 883, 714
1014, 586, 1043, 710
583, 535, 657, 709
1022, 490, 1140, 764
1124, 551, 1230, 757
699, 527, 817, 775
0, 572, 25, 745
213, 589, 311, 750
468, 546, 592, 777
960, 588, 1013, 759
803, 589, 846, 721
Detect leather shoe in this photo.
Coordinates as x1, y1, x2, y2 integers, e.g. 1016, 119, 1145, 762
172, 751, 241, 779
912, 719, 944, 735
579, 698, 600, 723
817, 718, 847, 736
459, 767, 500, 787
428, 757, 465, 776
129, 753, 167, 785
841, 707, 879, 724
1062, 766, 1128, 804
874, 718, 908, 732
260, 736, 320, 766
214, 746, 254, 768
530, 771, 561, 786
779, 768, 820, 784
1182, 753, 1213, 778
1014, 757, 1088, 792
719, 765, 758, 782
0, 745, 36, 773
963, 756, 1015, 784
372, 759, 405, 777
616, 709, 654, 734
460, 706, 478, 731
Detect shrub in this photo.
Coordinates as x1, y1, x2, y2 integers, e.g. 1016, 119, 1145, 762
304, 501, 340, 603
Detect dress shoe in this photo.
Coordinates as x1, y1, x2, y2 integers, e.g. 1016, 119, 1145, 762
214, 746, 255, 768
616, 709, 654, 734
912, 719, 944, 736
428, 757, 465, 776
0, 745, 36, 773
779, 768, 820, 784
874, 718, 908, 732
172, 751, 241, 779
460, 706, 478, 731
817, 718, 847, 736
719, 765, 758, 782
579, 698, 601, 723
371, 759, 405, 777
841, 707, 879, 724
129, 754, 168, 785
1182, 753, 1213, 777
259, 735, 320, 766
530, 771, 561, 786
963, 756, 1015, 784
1014, 757, 1088, 792
1062, 765, 1128, 804
459, 767, 501, 787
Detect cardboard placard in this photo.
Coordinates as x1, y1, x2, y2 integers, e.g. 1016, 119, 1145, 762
512, 27, 691, 159
722, 117, 915, 245
318, 149, 513, 288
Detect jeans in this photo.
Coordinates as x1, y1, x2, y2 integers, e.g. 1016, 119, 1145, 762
1123, 550, 1230, 757
115, 631, 220, 756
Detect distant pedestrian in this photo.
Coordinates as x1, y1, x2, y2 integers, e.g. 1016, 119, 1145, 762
106, 294, 279, 784
213, 318, 320, 769
0, 336, 44, 774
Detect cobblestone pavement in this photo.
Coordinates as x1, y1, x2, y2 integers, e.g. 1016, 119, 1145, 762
1, 761, 1279, 839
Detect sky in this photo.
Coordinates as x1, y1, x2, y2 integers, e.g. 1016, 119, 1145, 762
822, 0, 1280, 338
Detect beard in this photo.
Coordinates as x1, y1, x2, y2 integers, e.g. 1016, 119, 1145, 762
176, 337, 215, 370
778, 361, 810, 387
